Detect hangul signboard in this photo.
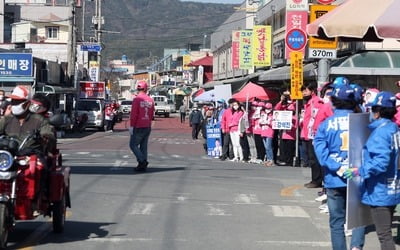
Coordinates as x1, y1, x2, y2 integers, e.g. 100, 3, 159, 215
79, 81, 105, 99
308, 5, 338, 59
272, 111, 293, 130
286, 0, 309, 11
239, 30, 253, 70
0, 53, 33, 76
206, 123, 222, 158
285, 11, 308, 59
232, 30, 240, 69
290, 51, 303, 100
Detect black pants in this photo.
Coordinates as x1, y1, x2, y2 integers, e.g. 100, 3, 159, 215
180, 112, 186, 123
240, 133, 250, 161
191, 123, 201, 139
221, 132, 233, 159
370, 205, 396, 250
305, 140, 323, 185
279, 139, 295, 165
254, 134, 265, 160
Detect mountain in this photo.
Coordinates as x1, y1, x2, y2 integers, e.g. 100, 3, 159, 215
83, 0, 238, 69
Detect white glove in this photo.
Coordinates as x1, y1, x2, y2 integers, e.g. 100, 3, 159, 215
129, 127, 134, 135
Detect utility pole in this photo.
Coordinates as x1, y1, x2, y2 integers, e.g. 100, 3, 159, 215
67, 0, 77, 87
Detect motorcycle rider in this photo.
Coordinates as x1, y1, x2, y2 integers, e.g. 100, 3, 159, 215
0, 86, 56, 156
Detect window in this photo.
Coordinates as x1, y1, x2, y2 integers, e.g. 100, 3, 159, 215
46, 26, 59, 39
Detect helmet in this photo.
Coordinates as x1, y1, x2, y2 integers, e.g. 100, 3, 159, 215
136, 80, 148, 91
333, 76, 350, 86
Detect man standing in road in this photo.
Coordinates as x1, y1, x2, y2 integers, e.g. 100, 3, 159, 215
189, 105, 203, 139
129, 80, 155, 172
179, 104, 186, 123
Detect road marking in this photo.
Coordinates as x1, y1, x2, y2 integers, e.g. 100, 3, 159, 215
173, 193, 191, 203
171, 154, 181, 158
280, 185, 303, 197
271, 205, 310, 218
234, 194, 262, 204
256, 240, 331, 247
87, 237, 187, 242
90, 154, 104, 157
129, 203, 155, 215
122, 155, 130, 159
206, 204, 231, 216
110, 160, 129, 170
76, 151, 90, 155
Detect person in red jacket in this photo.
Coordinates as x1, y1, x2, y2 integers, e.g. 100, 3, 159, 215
129, 81, 155, 172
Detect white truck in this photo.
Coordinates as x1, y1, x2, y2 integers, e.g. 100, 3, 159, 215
152, 95, 174, 117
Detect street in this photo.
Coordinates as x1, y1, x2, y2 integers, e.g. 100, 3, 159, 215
6, 113, 395, 250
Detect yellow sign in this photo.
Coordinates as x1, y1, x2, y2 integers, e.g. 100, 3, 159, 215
252, 25, 272, 67
309, 5, 337, 49
183, 55, 191, 70
290, 51, 303, 100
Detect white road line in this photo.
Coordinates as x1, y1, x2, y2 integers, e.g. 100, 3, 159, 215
122, 155, 131, 159
90, 154, 104, 157
206, 204, 232, 216
234, 194, 263, 204
76, 151, 90, 155
256, 240, 331, 247
87, 237, 187, 242
173, 193, 191, 203
270, 205, 310, 218
129, 203, 155, 215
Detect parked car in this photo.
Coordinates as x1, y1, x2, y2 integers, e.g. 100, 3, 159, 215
153, 95, 172, 117
75, 99, 105, 131
120, 100, 132, 114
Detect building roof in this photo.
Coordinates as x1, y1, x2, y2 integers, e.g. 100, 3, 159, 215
187, 55, 213, 67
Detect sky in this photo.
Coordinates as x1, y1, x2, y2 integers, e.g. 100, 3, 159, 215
180, 0, 243, 4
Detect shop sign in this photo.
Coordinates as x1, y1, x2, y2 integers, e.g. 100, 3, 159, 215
290, 51, 303, 100
0, 53, 32, 76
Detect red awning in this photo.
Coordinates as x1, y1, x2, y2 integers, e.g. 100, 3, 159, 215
187, 55, 213, 67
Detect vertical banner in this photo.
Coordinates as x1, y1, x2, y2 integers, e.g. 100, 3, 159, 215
290, 51, 303, 100
183, 55, 191, 70
89, 61, 99, 82
206, 123, 222, 158
239, 30, 253, 70
232, 30, 240, 69
285, 11, 308, 59
252, 25, 272, 67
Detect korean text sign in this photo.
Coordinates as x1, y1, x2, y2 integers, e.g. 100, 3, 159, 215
239, 30, 253, 70
252, 25, 272, 67
0, 53, 33, 76
79, 81, 106, 99
290, 51, 303, 100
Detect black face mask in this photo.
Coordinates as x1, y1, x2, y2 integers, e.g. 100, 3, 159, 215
303, 95, 312, 102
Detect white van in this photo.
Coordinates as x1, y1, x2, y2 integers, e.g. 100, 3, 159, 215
75, 99, 105, 131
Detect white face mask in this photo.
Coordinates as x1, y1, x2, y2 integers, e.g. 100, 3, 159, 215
11, 102, 27, 116
0, 95, 4, 101
29, 103, 46, 114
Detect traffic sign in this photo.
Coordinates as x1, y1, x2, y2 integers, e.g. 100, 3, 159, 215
308, 48, 337, 59
286, 29, 307, 51
80, 44, 102, 52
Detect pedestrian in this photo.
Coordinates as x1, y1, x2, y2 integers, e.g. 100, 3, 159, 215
277, 103, 297, 166
179, 104, 186, 123
301, 82, 333, 188
252, 101, 265, 164
245, 101, 257, 163
345, 91, 399, 250
228, 99, 244, 162
314, 84, 365, 250
189, 105, 203, 140
220, 99, 235, 161
129, 80, 155, 172
260, 102, 274, 167
105, 104, 114, 132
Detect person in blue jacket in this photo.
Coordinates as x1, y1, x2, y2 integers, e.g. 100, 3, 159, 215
314, 84, 365, 250
345, 91, 400, 250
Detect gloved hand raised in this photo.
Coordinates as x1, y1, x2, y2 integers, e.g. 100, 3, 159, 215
343, 168, 359, 180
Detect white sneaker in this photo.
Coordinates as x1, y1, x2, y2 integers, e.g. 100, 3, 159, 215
315, 194, 327, 202
319, 203, 328, 210
320, 206, 329, 214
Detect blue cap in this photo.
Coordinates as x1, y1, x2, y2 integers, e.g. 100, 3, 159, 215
368, 91, 396, 108
217, 99, 225, 103
331, 84, 355, 101
333, 76, 350, 86
350, 83, 364, 103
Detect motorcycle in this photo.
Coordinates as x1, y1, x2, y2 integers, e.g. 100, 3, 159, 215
0, 132, 71, 248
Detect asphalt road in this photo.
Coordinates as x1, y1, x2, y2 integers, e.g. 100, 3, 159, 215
7, 113, 397, 250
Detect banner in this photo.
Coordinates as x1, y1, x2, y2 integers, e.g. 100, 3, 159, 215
290, 51, 303, 100
183, 55, 191, 70
89, 61, 99, 82
285, 11, 308, 59
239, 30, 253, 70
272, 111, 293, 129
79, 81, 105, 99
206, 123, 222, 158
232, 30, 240, 69
252, 25, 272, 67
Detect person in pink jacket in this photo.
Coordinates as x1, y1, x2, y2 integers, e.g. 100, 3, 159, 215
277, 103, 297, 166
260, 102, 274, 167
228, 100, 244, 161
220, 99, 234, 160
393, 92, 400, 127
129, 81, 155, 172
301, 82, 333, 188
252, 101, 265, 164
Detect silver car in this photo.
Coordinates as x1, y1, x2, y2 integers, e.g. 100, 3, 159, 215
120, 100, 132, 114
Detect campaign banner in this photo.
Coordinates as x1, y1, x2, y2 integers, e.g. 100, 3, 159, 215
206, 123, 222, 158
0, 53, 33, 76
272, 111, 293, 129
346, 113, 373, 230
285, 11, 308, 59
290, 51, 303, 100
239, 30, 253, 70
252, 25, 272, 67
232, 30, 240, 69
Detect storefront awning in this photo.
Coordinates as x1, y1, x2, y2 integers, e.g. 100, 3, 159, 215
35, 85, 77, 95
258, 63, 317, 82
330, 51, 400, 75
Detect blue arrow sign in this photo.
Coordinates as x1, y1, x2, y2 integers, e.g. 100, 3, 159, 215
286, 29, 307, 51
80, 44, 102, 52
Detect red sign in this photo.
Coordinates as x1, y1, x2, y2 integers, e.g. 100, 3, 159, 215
79, 81, 105, 99
317, 0, 335, 4
285, 11, 307, 59
232, 31, 240, 69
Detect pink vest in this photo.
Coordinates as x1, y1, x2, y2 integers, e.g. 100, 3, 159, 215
130, 93, 155, 128
300, 95, 332, 140
229, 110, 244, 132
260, 112, 274, 138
